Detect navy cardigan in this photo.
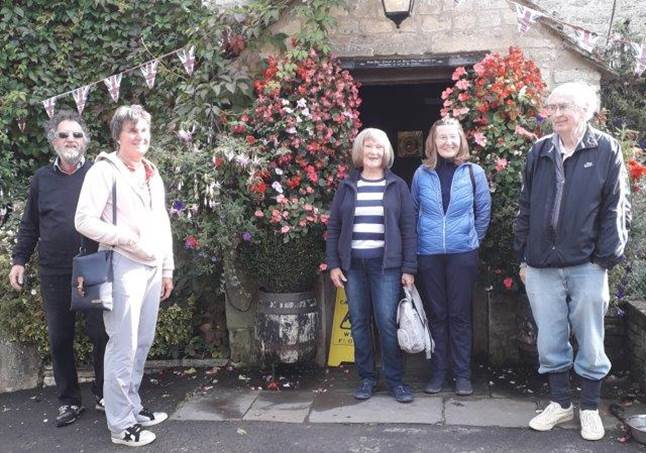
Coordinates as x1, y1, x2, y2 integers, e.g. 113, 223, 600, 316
325, 169, 417, 274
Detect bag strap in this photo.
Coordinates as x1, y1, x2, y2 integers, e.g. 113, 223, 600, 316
79, 181, 117, 255
467, 164, 476, 221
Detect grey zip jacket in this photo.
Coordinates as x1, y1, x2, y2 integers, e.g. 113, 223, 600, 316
513, 125, 630, 269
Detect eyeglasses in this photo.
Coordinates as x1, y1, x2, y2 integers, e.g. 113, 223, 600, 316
57, 132, 84, 139
545, 103, 577, 113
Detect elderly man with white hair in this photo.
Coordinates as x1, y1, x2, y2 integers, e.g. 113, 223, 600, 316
513, 82, 631, 440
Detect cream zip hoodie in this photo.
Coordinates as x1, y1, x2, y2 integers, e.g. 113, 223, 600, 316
75, 151, 174, 277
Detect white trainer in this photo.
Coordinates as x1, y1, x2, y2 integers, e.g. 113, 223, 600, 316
529, 401, 574, 431
136, 408, 168, 427
580, 409, 605, 441
111, 424, 156, 447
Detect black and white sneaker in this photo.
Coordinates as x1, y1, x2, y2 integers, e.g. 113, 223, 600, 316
111, 424, 156, 447
95, 396, 105, 412
136, 408, 168, 427
55, 404, 84, 427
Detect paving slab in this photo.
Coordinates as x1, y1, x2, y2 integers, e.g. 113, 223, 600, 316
445, 397, 535, 428
309, 390, 443, 424
244, 391, 314, 423
172, 390, 259, 421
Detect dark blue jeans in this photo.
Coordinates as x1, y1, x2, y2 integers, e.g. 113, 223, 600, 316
345, 257, 403, 388
417, 250, 479, 380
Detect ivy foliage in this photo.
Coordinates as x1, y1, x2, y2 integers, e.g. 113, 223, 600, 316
0, 0, 204, 199
601, 19, 646, 147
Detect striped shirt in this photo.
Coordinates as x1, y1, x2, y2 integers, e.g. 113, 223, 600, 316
351, 177, 386, 259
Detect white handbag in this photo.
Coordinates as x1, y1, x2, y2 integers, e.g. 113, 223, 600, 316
396, 285, 434, 359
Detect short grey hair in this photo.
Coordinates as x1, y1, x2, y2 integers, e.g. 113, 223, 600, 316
110, 105, 152, 144
351, 128, 395, 169
547, 82, 599, 122
45, 110, 90, 144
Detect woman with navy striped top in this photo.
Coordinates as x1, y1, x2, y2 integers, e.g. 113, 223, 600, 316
326, 128, 417, 403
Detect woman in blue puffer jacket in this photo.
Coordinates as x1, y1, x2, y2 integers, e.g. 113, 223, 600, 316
411, 117, 491, 396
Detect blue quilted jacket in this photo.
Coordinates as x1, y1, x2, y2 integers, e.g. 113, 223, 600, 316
411, 163, 491, 255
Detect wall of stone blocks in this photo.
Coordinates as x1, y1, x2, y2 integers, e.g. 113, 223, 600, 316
269, 0, 603, 89
625, 300, 646, 393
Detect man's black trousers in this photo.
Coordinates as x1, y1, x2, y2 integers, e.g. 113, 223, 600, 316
40, 273, 108, 406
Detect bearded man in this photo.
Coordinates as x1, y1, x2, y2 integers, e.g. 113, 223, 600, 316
9, 110, 108, 427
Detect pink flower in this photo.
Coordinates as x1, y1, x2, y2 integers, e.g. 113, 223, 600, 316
503, 277, 513, 290
319, 263, 328, 272
254, 209, 264, 218
276, 194, 287, 204
452, 107, 470, 117
473, 131, 487, 147
455, 79, 471, 90
441, 88, 454, 100
515, 124, 538, 142
495, 158, 508, 172
281, 225, 290, 234
452, 66, 467, 80
320, 214, 330, 225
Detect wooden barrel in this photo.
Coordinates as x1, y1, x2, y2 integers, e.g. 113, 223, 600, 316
255, 290, 319, 364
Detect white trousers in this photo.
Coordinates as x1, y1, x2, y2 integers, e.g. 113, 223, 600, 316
103, 252, 161, 433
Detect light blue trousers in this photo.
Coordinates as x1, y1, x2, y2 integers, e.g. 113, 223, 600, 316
103, 252, 162, 433
525, 262, 610, 381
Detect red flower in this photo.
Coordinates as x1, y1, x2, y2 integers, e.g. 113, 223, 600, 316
212, 156, 224, 168
184, 235, 199, 250
249, 181, 267, 194
246, 135, 256, 145
503, 277, 513, 289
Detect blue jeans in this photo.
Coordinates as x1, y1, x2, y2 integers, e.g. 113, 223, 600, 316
526, 262, 610, 381
345, 257, 403, 388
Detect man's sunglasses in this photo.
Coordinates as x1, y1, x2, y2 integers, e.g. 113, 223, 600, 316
57, 132, 84, 139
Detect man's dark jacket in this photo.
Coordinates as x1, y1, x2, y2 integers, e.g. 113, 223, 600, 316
513, 126, 630, 269
12, 160, 95, 275
325, 169, 417, 274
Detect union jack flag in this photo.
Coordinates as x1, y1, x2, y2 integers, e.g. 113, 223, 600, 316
631, 42, 646, 76
177, 46, 196, 75
42, 97, 56, 119
140, 60, 159, 89
72, 85, 91, 115
515, 4, 542, 34
103, 73, 122, 103
573, 28, 599, 53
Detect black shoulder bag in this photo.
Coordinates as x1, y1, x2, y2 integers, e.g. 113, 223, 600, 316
70, 182, 116, 311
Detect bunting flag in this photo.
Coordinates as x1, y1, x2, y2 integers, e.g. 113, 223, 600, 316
177, 46, 196, 75
515, 4, 542, 34
573, 28, 599, 53
103, 73, 123, 102
42, 97, 56, 119
632, 42, 646, 76
140, 60, 159, 89
17, 119, 26, 133
72, 85, 91, 115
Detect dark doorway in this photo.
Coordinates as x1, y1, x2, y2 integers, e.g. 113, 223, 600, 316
358, 82, 451, 185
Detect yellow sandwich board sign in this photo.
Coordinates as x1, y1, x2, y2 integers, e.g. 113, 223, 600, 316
327, 287, 355, 366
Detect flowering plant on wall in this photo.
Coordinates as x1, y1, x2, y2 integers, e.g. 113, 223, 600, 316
230, 48, 362, 240
441, 47, 546, 290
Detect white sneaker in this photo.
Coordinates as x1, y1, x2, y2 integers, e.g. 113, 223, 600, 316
111, 424, 156, 447
580, 409, 605, 441
529, 401, 574, 431
136, 408, 168, 427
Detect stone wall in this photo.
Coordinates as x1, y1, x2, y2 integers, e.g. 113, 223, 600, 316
625, 300, 646, 393
538, 0, 645, 35
270, 0, 603, 88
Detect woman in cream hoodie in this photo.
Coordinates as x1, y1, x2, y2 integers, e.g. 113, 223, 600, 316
75, 105, 173, 447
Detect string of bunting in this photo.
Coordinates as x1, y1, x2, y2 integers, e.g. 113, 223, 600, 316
450, 0, 644, 76
37, 44, 196, 121
506, 0, 644, 76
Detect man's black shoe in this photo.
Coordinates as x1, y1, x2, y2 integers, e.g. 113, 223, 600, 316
55, 405, 84, 427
